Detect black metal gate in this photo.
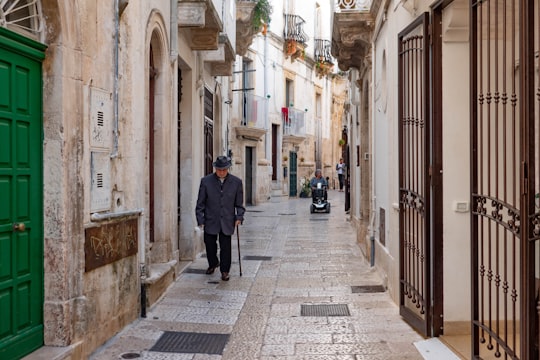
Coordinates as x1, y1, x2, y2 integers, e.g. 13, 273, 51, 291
398, 13, 438, 337
471, 0, 538, 358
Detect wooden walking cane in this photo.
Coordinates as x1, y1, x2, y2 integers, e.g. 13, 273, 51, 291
236, 225, 242, 276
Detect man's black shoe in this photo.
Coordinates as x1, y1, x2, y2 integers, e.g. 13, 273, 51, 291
206, 262, 219, 274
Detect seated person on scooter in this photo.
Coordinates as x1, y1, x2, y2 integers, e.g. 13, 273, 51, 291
310, 169, 328, 201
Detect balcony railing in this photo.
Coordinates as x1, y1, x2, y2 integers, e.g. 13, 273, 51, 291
335, 0, 371, 12
242, 94, 266, 128
282, 107, 306, 137
283, 14, 308, 44
314, 39, 333, 64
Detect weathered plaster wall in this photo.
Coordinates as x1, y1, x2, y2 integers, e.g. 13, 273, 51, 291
41, 0, 176, 356
42, 0, 86, 348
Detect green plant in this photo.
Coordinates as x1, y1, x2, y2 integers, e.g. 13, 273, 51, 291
300, 177, 311, 197
338, 139, 346, 146
252, 0, 272, 31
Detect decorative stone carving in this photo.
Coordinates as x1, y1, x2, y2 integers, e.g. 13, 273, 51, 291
178, 1, 207, 27
235, 1, 258, 56
211, 62, 233, 76
283, 134, 305, 145
207, 35, 235, 76
201, 44, 226, 62
332, 10, 374, 71
237, 1, 256, 23
189, 27, 219, 50
235, 126, 266, 141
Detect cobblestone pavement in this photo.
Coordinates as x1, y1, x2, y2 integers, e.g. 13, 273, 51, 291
90, 190, 425, 360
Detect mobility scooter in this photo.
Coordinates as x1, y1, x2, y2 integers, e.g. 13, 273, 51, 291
310, 182, 330, 213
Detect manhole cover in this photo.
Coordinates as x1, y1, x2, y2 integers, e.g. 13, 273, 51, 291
150, 331, 229, 355
278, 213, 296, 215
301, 304, 350, 317
120, 353, 140, 359
351, 285, 386, 293
183, 268, 207, 274
243, 255, 272, 261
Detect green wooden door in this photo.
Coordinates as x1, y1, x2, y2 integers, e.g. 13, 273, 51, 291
0, 27, 45, 360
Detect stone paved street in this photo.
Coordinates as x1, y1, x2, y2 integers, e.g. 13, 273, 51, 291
90, 190, 426, 360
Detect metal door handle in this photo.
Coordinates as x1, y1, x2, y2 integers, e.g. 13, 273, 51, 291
13, 223, 26, 232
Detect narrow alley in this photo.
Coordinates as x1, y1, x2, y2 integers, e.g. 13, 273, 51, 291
88, 190, 439, 360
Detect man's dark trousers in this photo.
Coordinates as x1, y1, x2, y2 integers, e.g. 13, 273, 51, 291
204, 231, 231, 272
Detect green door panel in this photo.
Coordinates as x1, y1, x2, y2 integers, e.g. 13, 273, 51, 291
0, 27, 44, 360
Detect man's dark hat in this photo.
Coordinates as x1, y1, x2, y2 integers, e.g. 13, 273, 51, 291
213, 155, 231, 169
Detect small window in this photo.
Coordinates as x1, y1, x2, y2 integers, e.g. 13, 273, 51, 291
1, 0, 43, 40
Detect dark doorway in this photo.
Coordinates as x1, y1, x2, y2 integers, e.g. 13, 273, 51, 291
245, 147, 254, 205
289, 152, 297, 197
272, 125, 278, 180
149, 45, 156, 243
204, 87, 214, 175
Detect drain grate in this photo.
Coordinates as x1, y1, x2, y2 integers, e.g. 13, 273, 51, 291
301, 304, 350, 317
351, 285, 386, 293
309, 218, 329, 221
150, 331, 229, 355
243, 255, 272, 261
183, 268, 207, 274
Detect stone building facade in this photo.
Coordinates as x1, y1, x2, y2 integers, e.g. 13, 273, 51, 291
0, 1, 346, 359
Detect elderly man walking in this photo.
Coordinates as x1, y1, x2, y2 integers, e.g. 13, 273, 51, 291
196, 156, 245, 281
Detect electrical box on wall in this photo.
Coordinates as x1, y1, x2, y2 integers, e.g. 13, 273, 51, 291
90, 87, 112, 150
90, 151, 111, 212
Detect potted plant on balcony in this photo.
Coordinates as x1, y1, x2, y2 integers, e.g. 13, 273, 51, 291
252, 0, 272, 33
316, 60, 333, 76
285, 39, 298, 56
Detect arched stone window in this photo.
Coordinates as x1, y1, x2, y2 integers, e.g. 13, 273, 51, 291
0, 0, 43, 40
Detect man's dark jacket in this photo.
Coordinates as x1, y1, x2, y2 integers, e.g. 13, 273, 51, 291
196, 173, 245, 236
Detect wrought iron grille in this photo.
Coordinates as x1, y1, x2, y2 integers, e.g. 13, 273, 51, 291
398, 13, 431, 338
314, 39, 333, 64
283, 14, 308, 44
0, 0, 43, 39
471, 0, 539, 358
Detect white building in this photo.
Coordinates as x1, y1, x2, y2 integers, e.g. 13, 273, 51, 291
332, 0, 540, 358
229, 0, 347, 205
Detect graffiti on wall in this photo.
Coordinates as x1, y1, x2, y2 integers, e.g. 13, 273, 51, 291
85, 218, 138, 272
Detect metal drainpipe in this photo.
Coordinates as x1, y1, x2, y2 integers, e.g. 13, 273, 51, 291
111, 0, 120, 158
369, 42, 377, 267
